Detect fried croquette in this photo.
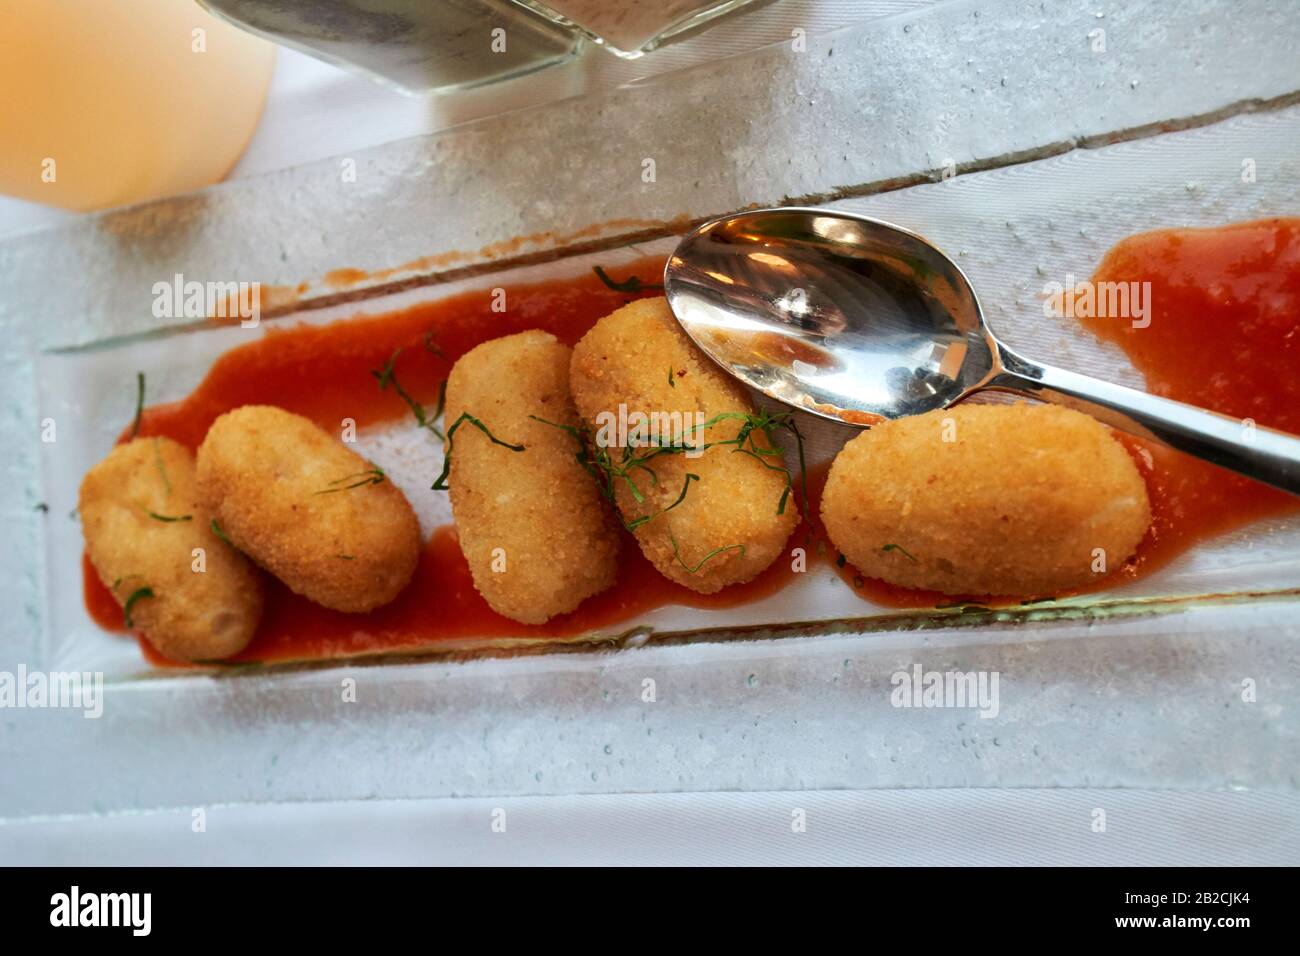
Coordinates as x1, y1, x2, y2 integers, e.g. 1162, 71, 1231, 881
444, 330, 621, 624
79, 437, 263, 662
570, 297, 799, 594
820, 403, 1152, 597
195, 405, 419, 612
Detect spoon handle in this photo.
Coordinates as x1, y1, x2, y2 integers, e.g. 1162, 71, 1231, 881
984, 344, 1300, 496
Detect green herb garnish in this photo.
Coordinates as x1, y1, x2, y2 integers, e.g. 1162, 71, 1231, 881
624, 472, 699, 532
669, 529, 746, 575
334, 554, 355, 561
130, 372, 145, 439
530, 408, 809, 525
432, 414, 525, 490
668, 368, 676, 388
530, 415, 657, 505
122, 585, 155, 628
152, 438, 172, 496
593, 265, 663, 294
430, 380, 448, 437
315, 466, 386, 495
34, 502, 48, 513
670, 409, 808, 520
423, 330, 446, 359
372, 348, 448, 441
210, 518, 231, 543
529, 414, 628, 493
881, 543, 919, 563
836, 552, 847, 568
144, 509, 192, 523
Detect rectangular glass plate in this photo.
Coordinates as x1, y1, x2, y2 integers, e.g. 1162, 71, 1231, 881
37, 105, 1300, 682
13, 97, 1299, 818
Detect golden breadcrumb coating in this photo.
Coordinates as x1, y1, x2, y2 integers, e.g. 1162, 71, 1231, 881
821, 403, 1152, 597
445, 330, 620, 624
570, 297, 798, 594
196, 405, 419, 612
79, 437, 263, 662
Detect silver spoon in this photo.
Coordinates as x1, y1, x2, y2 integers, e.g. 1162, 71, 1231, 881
663, 206, 1300, 496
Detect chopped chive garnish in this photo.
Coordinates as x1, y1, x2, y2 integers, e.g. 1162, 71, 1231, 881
836, 552, 847, 567
881, 543, 919, 563
668, 367, 676, 388
152, 438, 172, 496
668, 529, 746, 575
130, 372, 145, 439
145, 509, 192, 522
210, 518, 231, 543
34, 502, 48, 513
529, 413, 615, 491
123, 585, 155, 628
372, 350, 399, 389
432, 413, 525, 490
429, 380, 448, 440
593, 265, 663, 294
334, 554, 355, 561
371, 348, 448, 441
423, 330, 446, 359
314, 466, 386, 495
529, 407, 810, 526
528, 415, 584, 441
624, 472, 699, 532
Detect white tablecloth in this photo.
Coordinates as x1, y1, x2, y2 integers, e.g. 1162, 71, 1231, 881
4, 13, 1295, 867
3, 789, 1298, 866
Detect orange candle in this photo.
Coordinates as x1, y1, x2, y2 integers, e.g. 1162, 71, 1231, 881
0, 0, 275, 211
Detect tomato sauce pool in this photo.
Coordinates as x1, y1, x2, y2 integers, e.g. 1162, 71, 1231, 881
1078, 217, 1300, 574
825, 217, 1300, 608
85, 262, 796, 665
83, 220, 1300, 665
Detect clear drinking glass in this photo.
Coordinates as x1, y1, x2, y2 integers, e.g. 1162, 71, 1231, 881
514, 0, 765, 57
196, 0, 583, 95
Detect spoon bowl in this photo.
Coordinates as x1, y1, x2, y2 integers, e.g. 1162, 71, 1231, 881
664, 207, 995, 425
664, 207, 1300, 495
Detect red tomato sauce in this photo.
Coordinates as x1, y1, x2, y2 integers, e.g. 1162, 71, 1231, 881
85, 221, 1300, 664
823, 217, 1300, 608
1077, 217, 1300, 574
86, 261, 803, 665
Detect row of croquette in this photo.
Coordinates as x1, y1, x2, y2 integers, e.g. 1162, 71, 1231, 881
79, 297, 1151, 662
